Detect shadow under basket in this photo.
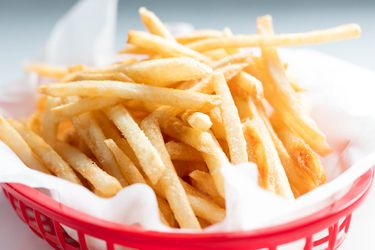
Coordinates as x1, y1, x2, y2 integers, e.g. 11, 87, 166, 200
1, 167, 373, 250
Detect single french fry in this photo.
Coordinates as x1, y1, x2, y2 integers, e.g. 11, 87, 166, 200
39, 81, 221, 111
176, 30, 223, 44
270, 114, 326, 186
105, 139, 146, 184
230, 72, 264, 101
41, 97, 60, 144
203, 49, 229, 60
256, 16, 331, 155
106, 105, 166, 184
72, 113, 127, 186
140, 114, 200, 229
52, 97, 122, 118
127, 30, 209, 63
139, 7, 174, 40
180, 179, 226, 224
188, 23, 361, 52
27, 112, 42, 135
189, 170, 225, 207
10, 120, 81, 184
212, 50, 254, 68
0, 116, 49, 173
209, 107, 226, 140
185, 112, 213, 131
122, 57, 212, 86
213, 73, 248, 164
63, 72, 133, 83
25, 63, 67, 79
156, 196, 177, 227
55, 142, 122, 197
118, 44, 157, 55
165, 141, 203, 162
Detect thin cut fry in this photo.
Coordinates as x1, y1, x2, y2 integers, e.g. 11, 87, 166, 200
189, 170, 225, 207
185, 112, 213, 131
139, 7, 174, 40
10, 120, 81, 184
188, 23, 361, 52
180, 179, 226, 224
140, 114, 200, 229
25, 63, 67, 79
106, 105, 166, 184
41, 97, 60, 144
213, 72, 248, 164
105, 139, 145, 184
165, 141, 203, 162
63, 72, 133, 82
55, 142, 122, 197
0, 116, 49, 173
122, 57, 212, 86
52, 97, 121, 118
127, 30, 209, 63
39, 81, 221, 111
175, 30, 223, 44
230, 72, 264, 101
271, 114, 326, 186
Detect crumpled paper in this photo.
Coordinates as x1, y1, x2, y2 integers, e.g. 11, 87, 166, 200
0, 0, 374, 235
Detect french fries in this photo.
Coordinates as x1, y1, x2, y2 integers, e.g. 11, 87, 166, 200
2, 7, 362, 229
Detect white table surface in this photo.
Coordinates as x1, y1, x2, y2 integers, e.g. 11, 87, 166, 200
0, 0, 374, 249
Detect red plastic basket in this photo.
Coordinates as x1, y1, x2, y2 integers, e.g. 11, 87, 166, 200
1, 167, 373, 250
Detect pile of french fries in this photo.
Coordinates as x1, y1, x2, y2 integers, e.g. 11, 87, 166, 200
0, 7, 361, 229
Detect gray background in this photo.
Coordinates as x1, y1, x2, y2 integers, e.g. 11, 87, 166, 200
0, 1, 374, 249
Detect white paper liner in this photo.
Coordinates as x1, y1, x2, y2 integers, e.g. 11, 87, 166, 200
0, 0, 374, 243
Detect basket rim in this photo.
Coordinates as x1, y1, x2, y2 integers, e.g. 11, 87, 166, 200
2, 167, 373, 242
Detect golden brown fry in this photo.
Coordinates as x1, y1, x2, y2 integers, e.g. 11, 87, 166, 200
55, 142, 122, 197
176, 30, 223, 44
25, 63, 67, 79
39, 81, 221, 111
257, 15, 331, 155
212, 51, 253, 68
180, 179, 226, 224
189, 170, 225, 207
105, 139, 146, 184
122, 57, 212, 86
165, 141, 204, 162
72, 113, 127, 186
52, 97, 121, 118
230, 72, 264, 101
188, 23, 361, 52
209, 107, 226, 140
127, 30, 209, 63
185, 112, 213, 131
213, 73, 248, 164
0, 116, 49, 173
10, 120, 81, 184
140, 114, 200, 229
118, 44, 157, 55
63, 72, 133, 82
106, 105, 166, 185
139, 7, 174, 40
41, 97, 60, 144
157, 196, 178, 227
270, 114, 326, 186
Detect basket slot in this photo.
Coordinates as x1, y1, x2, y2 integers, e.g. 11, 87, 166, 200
53, 220, 67, 249
106, 242, 115, 250
328, 223, 339, 250
78, 232, 88, 250
343, 214, 352, 233
304, 236, 313, 250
